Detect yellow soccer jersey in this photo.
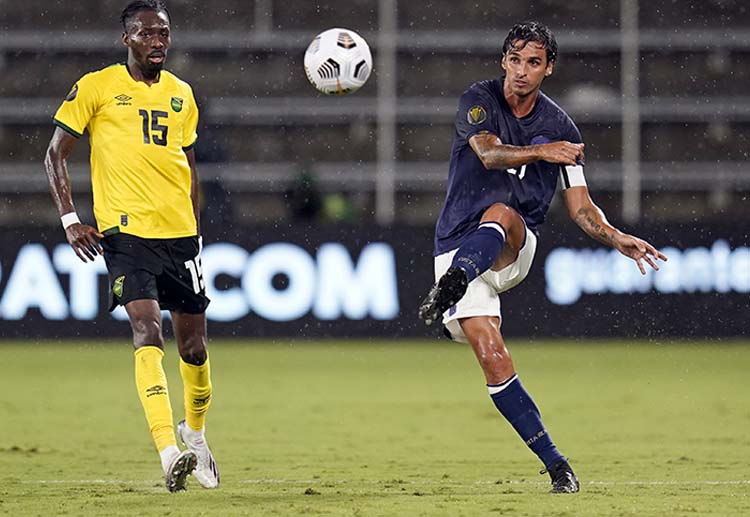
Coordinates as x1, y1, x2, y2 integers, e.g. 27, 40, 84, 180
54, 63, 199, 239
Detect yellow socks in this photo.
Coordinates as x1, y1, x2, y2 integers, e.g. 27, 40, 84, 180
134, 346, 212, 453
179, 356, 212, 431
134, 346, 176, 452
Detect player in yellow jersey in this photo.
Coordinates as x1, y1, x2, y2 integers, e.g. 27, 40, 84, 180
43, 0, 219, 493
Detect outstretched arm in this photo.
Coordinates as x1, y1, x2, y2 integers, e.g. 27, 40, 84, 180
469, 133, 585, 170
44, 127, 103, 262
563, 186, 667, 274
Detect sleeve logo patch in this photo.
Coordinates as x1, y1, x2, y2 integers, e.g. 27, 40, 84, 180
467, 105, 487, 125
65, 83, 79, 102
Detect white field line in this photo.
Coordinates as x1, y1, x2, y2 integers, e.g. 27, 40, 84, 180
21, 479, 750, 487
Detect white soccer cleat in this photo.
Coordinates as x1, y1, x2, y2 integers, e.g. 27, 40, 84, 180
164, 449, 197, 493
177, 420, 220, 489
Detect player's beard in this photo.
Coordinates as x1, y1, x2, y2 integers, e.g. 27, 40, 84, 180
142, 60, 164, 79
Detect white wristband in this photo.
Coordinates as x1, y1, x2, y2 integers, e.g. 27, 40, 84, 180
61, 212, 81, 229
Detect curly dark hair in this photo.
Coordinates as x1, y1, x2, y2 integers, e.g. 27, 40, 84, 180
120, 0, 171, 30
501, 21, 557, 64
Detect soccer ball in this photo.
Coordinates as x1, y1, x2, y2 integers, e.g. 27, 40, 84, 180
304, 28, 372, 95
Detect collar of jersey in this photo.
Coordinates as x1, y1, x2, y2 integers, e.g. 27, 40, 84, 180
120, 62, 164, 89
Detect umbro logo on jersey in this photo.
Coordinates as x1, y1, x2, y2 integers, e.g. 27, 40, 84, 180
114, 94, 132, 106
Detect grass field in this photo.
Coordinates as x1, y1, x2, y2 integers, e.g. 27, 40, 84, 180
2, 339, 749, 516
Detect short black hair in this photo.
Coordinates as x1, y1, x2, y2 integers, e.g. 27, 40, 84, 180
120, 0, 171, 31
502, 21, 557, 64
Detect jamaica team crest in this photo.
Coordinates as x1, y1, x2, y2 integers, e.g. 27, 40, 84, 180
112, 275, 125, 299
171, 96, 183, 112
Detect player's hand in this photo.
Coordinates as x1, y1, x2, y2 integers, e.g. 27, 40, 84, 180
65, 223, 104, 263
613, 233, 668, 275
538, 141, 584, 166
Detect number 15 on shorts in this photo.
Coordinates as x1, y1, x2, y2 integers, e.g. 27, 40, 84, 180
184, 254, 205, 294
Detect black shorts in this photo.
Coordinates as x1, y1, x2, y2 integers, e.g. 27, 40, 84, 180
101, 233, 210, 314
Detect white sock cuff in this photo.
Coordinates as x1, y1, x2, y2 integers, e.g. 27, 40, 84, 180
159, 444, 181, 474
487, 374, 518, 395
478, 221, 507, 240
184, 424, 205, 436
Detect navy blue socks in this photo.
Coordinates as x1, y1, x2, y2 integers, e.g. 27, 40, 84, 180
450, 222, 506, 282
488, 374, 565, 469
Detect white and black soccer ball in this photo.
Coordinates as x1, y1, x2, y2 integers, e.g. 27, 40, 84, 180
304, 28, 372, 95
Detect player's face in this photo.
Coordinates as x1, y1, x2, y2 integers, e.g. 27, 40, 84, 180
501, 40, 554, 97
122, 10, 171, 75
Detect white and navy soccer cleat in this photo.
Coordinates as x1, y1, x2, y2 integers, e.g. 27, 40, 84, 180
164, 449, 197, 493
177, 420, 220, 489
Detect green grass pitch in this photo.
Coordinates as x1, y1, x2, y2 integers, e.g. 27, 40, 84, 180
3, 339, 749, 516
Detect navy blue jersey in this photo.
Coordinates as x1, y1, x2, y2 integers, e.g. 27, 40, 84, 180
434, 79, 583, 255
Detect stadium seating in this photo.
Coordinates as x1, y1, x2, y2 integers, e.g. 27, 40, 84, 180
1, 0, 748, 225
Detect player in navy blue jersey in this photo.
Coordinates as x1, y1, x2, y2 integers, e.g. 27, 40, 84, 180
419, 21, 667, 493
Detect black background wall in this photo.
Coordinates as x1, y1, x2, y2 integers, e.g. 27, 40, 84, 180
0, 222, 747, 339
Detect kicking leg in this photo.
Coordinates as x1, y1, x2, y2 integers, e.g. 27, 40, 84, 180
420, 203, 525, 325
173, 311, 219, 489
460, 316, 579, 493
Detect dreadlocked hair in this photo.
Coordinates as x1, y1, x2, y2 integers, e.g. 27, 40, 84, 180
120, 0, 170, 30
